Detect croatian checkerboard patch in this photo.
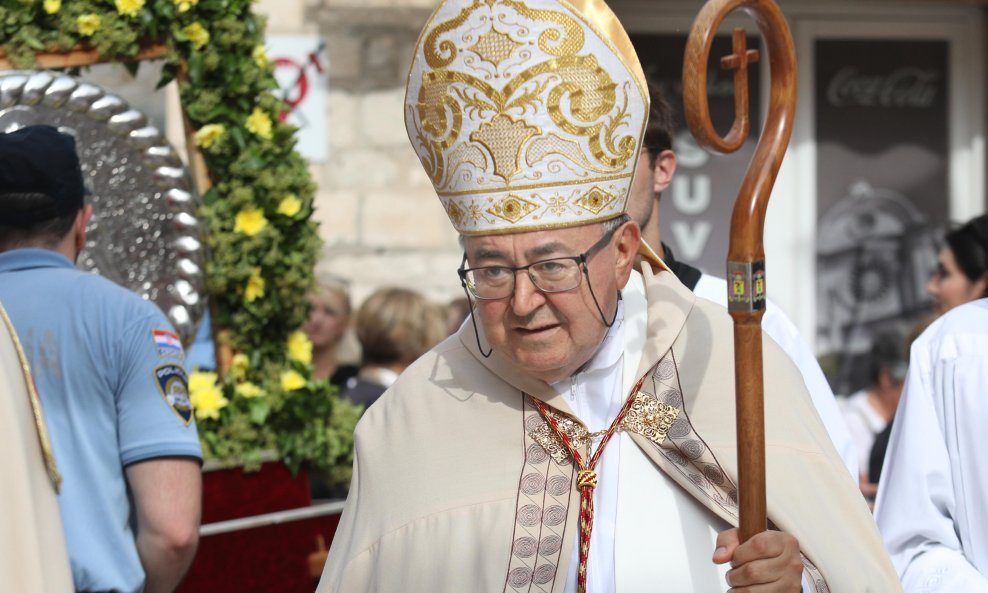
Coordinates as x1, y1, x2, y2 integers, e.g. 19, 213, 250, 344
154, 364, 193, 425
152, 328, 184, 358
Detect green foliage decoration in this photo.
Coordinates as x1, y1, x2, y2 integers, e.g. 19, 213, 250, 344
1, 0, 360, 480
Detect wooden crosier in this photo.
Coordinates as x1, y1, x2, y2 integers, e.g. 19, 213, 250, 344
682, 0, 797, 543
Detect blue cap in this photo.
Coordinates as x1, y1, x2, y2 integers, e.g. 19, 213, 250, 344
0, 125, 86, 226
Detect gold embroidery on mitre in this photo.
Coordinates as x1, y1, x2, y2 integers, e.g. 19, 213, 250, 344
447, 142, 489, 187
470, 29, 521, 69
545, 192, 572, 216
574, 186, 617, 214
405, 0, 649, 234
488, 194, 539, 223
467, 202, 484, 222
527, 133, 610, 175
621, 389, 680, 445
470, 114, 540, 181
447, 201, 466, 227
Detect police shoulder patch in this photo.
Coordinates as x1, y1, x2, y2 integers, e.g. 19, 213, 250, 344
153, 364, 193, 426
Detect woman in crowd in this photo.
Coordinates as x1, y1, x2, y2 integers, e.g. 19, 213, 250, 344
302, 279, 357, 387
341, 287, 447, 410
864, 215, 988, 500
926, 213, 988, 315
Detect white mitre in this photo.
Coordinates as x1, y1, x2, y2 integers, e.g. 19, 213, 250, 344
405, 0, 649, 235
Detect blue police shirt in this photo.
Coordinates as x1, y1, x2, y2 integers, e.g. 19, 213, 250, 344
0, 249, 202, 593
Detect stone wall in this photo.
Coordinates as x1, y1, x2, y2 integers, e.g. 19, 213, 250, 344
257, 0, 462, 310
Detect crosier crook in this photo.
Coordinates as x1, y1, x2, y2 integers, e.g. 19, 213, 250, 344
682, 0, 797, 543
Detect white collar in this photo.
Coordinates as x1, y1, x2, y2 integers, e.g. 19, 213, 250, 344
550, 300, 625, 388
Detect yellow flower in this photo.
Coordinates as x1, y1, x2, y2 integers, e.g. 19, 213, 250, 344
235, 381, 264, 399
245, 268, 265, 302
77, 14, 101, 36
280, 370, 307, 392
286, 331, 313, 365
230, 353, 249, 379
174, 0, 198, 13
115, 0, 144, 17
43, 0, 60, 14
252, 44, 269, 69
188, 371, 217, 395
182, 22, 210, 50
188, 372, 228, 421
234, 207, 268, 237
194, 124, 224, 149
245, 107, 273, 140
277, 194, 302, 217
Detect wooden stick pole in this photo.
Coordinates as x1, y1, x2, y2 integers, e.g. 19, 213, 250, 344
0, 42, 166, 71
682, 0, 797, 543
175, 63, 232, 377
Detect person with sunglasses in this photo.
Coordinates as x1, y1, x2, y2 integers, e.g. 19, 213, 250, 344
316, 1, 898, 591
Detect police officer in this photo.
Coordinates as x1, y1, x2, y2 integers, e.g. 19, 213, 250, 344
0, 126, 202, 593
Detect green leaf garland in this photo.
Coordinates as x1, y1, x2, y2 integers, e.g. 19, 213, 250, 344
1, 0, 360, 480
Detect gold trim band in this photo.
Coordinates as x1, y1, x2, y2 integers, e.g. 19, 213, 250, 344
0, 303, 61, 492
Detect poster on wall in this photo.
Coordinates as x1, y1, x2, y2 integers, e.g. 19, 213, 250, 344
814, 39, 948, 393
268, 35, 329, 162
629, 33, 761, 276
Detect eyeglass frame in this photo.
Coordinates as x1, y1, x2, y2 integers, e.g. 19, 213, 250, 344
456, 222, 621, 300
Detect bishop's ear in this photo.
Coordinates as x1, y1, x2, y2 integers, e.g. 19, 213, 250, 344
613, 219, 642, 285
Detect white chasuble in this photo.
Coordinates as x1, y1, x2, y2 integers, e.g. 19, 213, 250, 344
0, 304, 73, 592
875, 299, 988, 592
317, 268, 901, 593
616, 435, 731, 591
559, 275, 734, 593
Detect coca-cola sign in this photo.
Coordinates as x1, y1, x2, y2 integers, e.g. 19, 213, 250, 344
827, 66, 940, 108
815, 38, 949, 393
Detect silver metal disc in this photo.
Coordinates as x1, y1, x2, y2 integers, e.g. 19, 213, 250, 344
0, 70, 206, 344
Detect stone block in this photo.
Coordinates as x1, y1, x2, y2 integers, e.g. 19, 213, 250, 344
311, 189, 361, 245
359, 89, 409, 148
326, 33, 363, 82
255, 0, 306, 32
324, 148, 399, 190
318, 249, 465, 308
328, 0, 440, 12
403, 146, 434, 188
327, 91, 359, 149
365, 34, 396, 72
361, 187, 458, 249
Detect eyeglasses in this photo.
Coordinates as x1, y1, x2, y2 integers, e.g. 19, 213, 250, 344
457, 225, 619, 300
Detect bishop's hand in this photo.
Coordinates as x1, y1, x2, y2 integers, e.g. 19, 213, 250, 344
713, 528, 803, 592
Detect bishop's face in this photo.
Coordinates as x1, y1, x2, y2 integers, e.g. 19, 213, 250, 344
462, 221, 638, 384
